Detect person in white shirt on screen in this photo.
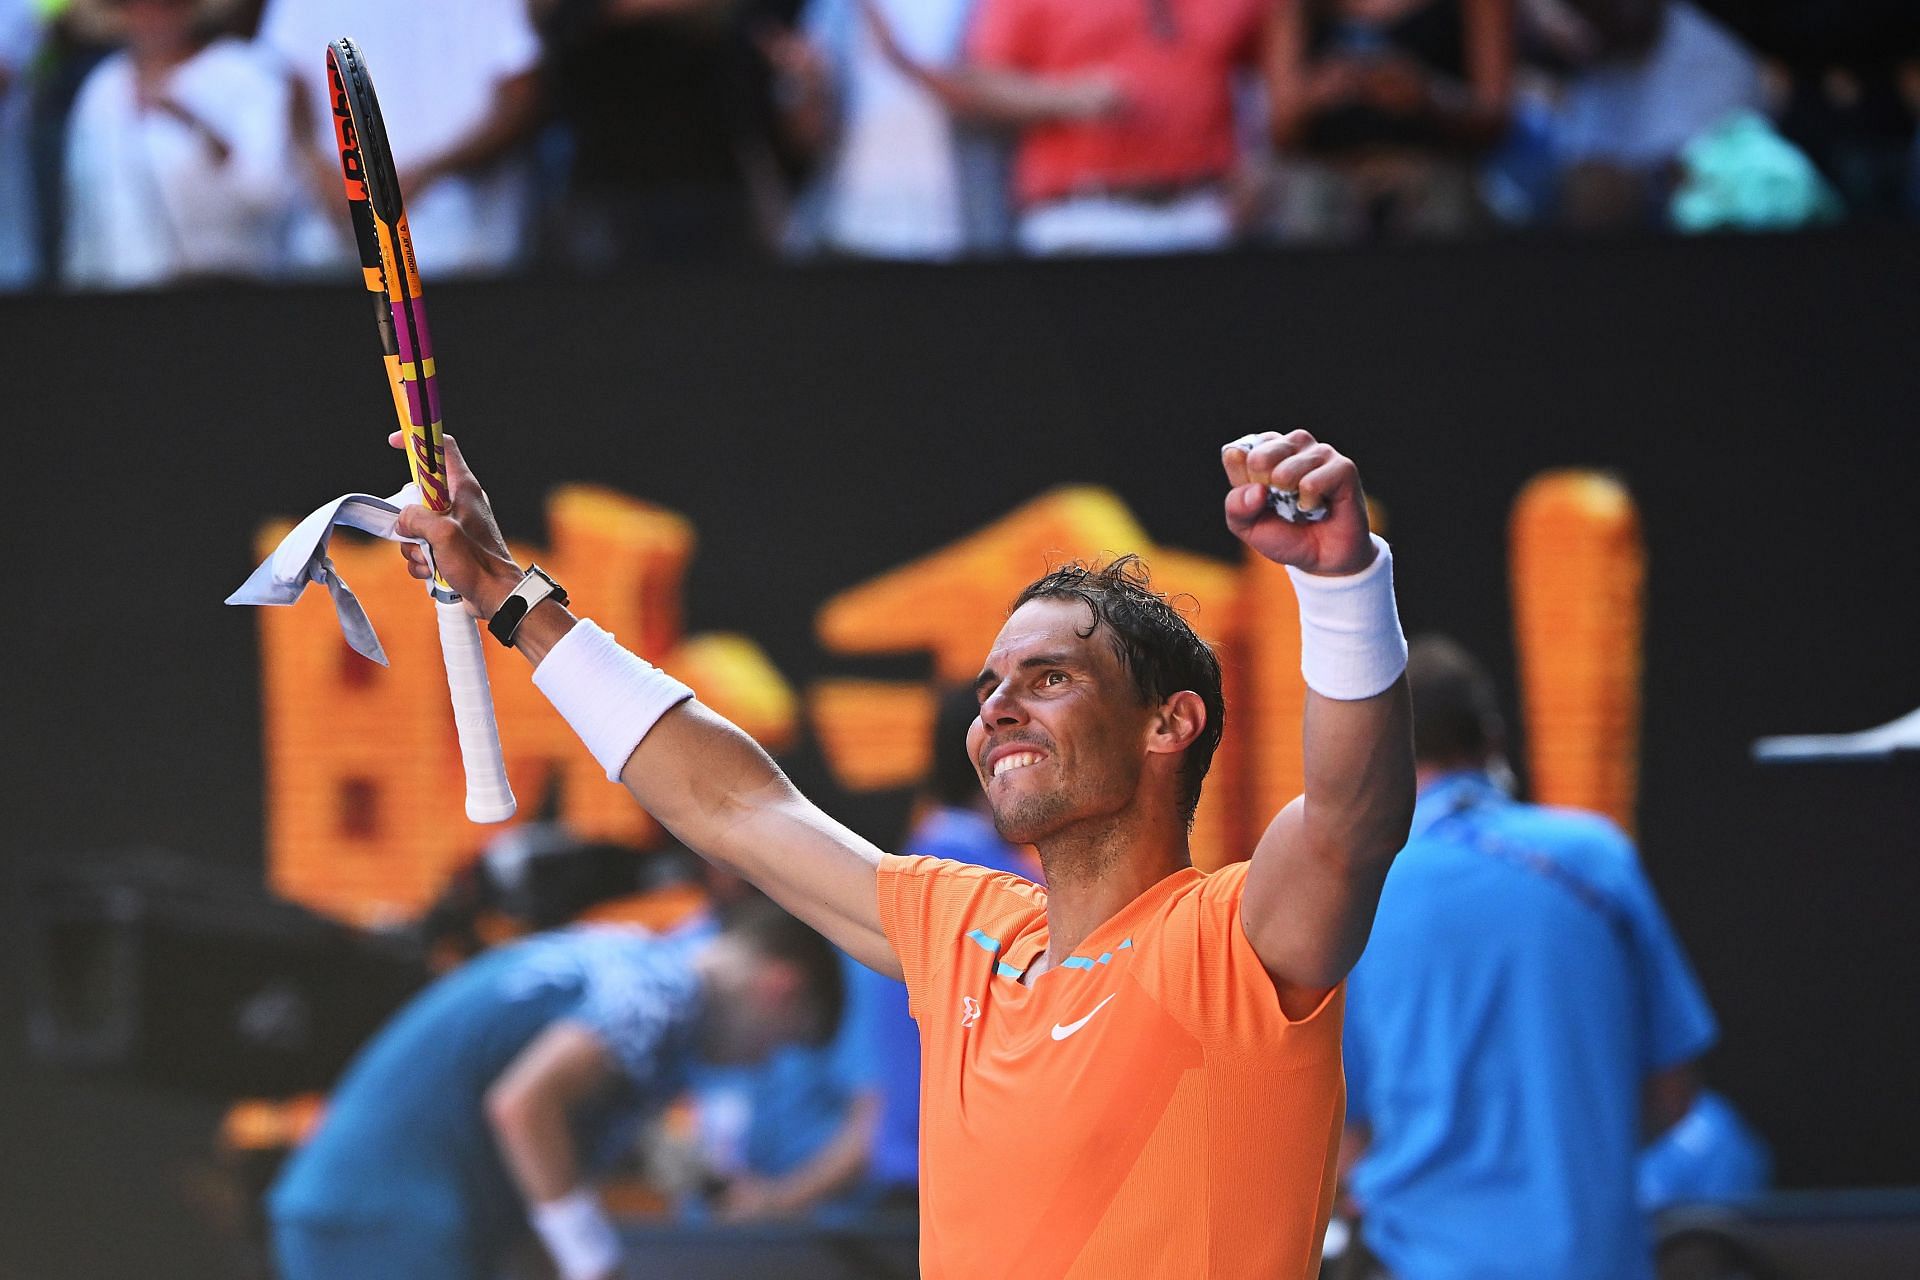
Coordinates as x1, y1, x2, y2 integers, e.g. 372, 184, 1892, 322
255, 0, 542, 278
62, 0, 299, 289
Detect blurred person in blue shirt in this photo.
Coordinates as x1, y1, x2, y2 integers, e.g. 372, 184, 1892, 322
269, 899, 843, 1280
1339, 635, 1719, 1280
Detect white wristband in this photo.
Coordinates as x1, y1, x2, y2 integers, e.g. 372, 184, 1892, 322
531, 1188, 621, 1280
1287, 534, 1408, 701
532, 619, 694, 781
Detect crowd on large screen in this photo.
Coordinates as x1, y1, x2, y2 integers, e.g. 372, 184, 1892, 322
1, 0, 1916, 289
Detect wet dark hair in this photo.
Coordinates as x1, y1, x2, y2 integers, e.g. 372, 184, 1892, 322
720, 897, 845, 1046
1010, 555, 1224, 825
1406, 634, 1503, 767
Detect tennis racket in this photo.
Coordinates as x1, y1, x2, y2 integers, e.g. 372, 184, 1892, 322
326, 37, 515, 824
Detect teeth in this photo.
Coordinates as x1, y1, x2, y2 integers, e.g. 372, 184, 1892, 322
993, 752, 1042, 778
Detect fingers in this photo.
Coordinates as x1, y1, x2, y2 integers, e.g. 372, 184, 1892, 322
1266, 441, 1335, 494
395, 501, 452, 542
1221, 429, 1318, 488
1295, 455, 1357, 515
399, 540, 432, 580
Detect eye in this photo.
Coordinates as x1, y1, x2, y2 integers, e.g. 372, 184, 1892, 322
1043, 670, 1068, 686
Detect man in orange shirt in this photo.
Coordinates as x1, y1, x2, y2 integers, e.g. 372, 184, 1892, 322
396, 427, 1414, 1279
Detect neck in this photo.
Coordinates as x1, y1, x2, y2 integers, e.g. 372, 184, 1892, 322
1032, 810, 1189, 975
133, 37, 198, 73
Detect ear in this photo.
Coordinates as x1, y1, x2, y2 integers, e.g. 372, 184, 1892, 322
1144, 691, 1208, 758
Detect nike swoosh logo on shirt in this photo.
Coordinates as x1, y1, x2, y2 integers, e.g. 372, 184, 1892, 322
1050, 992, 1118, 1041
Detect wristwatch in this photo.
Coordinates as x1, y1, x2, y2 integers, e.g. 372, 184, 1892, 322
488, 564, 569, 648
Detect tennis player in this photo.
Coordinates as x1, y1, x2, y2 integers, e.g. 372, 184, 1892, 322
396, 427, 1414, 1279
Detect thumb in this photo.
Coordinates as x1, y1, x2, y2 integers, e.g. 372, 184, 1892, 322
1223, 483, 1267, 534
394, 501, 456, 543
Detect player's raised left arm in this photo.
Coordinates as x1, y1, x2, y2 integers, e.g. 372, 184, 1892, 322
1221, 432, 1415, 1013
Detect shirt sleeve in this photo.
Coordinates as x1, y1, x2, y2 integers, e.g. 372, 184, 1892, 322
967, 0, 1042, 71
1156, 861, 1345, 1055
571, 953, 687, 1088
1612, 843, 1719, 1072
877, 853, 1039, 1021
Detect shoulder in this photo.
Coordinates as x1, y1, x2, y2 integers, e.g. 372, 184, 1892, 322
559, 929, 701, 1082
1500, 802, 1642, 876
1146, 864, 1345, 1046
74, 50, 132, 105
880, 852, 1044, 904
877, 854, 1044, 1005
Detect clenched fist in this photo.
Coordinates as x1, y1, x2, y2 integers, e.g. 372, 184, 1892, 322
1221, 430, 1377, 577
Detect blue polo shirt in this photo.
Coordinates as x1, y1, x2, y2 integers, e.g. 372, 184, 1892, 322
1344, 772, 1718, 1280
271, 927, 704, 1252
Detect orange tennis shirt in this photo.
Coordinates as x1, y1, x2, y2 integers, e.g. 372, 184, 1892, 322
878, 854, 1346, 1279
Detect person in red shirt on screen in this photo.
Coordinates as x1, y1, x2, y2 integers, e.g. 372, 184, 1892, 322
858, 0, 1268, 255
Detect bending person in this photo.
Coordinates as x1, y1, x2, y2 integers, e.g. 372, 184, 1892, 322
393, 426, 1415, 1279
269, 901, 842, 1280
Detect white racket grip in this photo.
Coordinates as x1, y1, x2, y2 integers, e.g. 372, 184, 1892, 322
436, 599, 517, 823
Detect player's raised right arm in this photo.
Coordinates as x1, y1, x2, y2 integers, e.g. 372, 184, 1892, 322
394, 436, 899, 979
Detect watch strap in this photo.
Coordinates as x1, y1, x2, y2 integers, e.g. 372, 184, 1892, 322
488, 564, 568, 648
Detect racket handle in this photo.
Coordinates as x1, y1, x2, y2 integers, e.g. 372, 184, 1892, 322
436, 599, 516, 823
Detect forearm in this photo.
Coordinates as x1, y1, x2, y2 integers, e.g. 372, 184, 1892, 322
508, 597, 898, 975
927, 65, 1117, 127
745, 1096, 878, 1215
489, 1088, 587, 1202
415, 72, 540, 180
510, 598, 816, 868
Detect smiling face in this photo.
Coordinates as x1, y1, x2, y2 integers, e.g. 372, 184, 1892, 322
967, 597, 1159, 846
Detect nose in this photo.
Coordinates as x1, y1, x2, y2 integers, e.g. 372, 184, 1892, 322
979, 678, 1025, 730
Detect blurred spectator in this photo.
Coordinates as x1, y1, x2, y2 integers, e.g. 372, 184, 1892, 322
539, 0, 801, 267
779, 0, 1009, 259
689, 946, 884, 1221
1637, 1088, 1770, 1215
0, 0, 42, 288
1265, 0, 1514, 242
864, 0, 1267, 255
256, 0, 540, 277
269, 899, 843, 1280
1537, 0, 1765, 229
1667, 108, 1840, 232
1337, 636, 1719, 1280
60, 0, 296, 289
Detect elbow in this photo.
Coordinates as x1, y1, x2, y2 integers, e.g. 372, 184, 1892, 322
485, 1078, 534, 1141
